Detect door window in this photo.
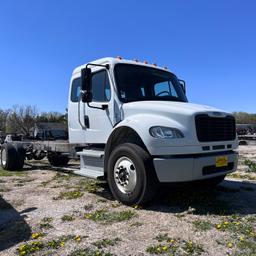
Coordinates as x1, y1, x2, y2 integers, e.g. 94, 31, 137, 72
70, 78, 81, 102
92, 70, 111, 102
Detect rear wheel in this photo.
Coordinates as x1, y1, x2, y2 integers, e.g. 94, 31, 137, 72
107, 143, 158, 205
0, 143, 18, 170
48, 154, 69, 167
14, 143, 25, 170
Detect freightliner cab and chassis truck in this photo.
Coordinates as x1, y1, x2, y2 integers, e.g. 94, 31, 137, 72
0, 57, 238, 205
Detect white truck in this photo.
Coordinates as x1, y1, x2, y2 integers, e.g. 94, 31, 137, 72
0, 57, 238, 205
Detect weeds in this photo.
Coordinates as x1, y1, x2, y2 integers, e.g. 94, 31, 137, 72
39, 217, 53, 229
244, 159, 256, 172
69, 248, 113, 256
228, 173, 256, 181
147, 236, 204, 255
61, 214, 75, 222
84, 209, 136, 224
18, 235, 80, 255
192, 219, 213, 231
0, 168, 26, 177
93, 238, 121, 249
215, 215, 256, 255
53, 190, 83, 200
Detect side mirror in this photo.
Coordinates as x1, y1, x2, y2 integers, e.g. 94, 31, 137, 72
81, 68, 92, 102
179, 79, 186, 94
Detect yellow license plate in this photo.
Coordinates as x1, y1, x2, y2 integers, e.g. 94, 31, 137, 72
216, 156, 228, 167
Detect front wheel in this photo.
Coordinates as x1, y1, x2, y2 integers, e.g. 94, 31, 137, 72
107, 143, 158, 205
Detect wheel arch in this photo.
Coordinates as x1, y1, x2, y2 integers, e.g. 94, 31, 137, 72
104, 126, 149, 178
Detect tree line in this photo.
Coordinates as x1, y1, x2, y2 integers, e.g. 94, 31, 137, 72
0, 105, 67, 135
232, 112, 256, 124
0, 105, 255, 136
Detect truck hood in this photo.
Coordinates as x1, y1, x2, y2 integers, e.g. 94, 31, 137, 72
122, 101, 228, 117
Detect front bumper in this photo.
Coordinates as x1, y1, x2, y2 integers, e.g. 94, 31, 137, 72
153, 151, 238, 182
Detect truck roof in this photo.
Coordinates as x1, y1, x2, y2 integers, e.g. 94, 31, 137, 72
72, 57, 171, 75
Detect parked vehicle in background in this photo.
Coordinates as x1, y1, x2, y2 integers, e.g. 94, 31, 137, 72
0, 57, 239, 205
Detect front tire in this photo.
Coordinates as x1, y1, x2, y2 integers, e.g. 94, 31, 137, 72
107, 143, 158, 205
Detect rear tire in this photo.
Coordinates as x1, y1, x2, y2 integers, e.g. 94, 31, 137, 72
14, 143, 25, 170
0, 143, 18, 171
107, 143, 158, 205
48, 154, 69, 167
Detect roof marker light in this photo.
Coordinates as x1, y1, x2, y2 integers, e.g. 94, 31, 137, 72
164, 66, 168, 69
143, 60, 148, 64
133, 59, 139, 62
152, 63, 157, 66
116, 56, 123, 60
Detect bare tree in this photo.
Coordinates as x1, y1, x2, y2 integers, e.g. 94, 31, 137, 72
0, 109, 9, 132
6, 105, 38, 135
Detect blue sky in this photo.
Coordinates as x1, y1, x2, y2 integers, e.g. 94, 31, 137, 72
0, 0, 255, 113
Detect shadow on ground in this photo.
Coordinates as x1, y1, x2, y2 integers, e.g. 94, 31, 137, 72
93, 179, 256, 216
148, 179, 256, 216
0, 196, 32, 251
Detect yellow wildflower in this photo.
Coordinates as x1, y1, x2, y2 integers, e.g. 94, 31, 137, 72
162, 246, 168, 251
224, 221, 229, 225
60, 241, 65, 247
32, 233, 41, 239
227, 242, 233, 248
216, 224, 222, 229
75, 235, 81, 242
239, 236, 245, 241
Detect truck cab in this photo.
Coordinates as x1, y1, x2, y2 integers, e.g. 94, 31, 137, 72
67, 57, 238, 205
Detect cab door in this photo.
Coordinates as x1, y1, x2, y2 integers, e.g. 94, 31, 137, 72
84, 69, 114, 144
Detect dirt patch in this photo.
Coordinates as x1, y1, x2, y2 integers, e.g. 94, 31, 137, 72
0, 146, 255, 255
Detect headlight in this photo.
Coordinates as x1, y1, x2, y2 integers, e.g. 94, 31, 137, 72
149, 126, 184, 139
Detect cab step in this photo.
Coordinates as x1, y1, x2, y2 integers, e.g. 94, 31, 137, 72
76, 149, 104, 178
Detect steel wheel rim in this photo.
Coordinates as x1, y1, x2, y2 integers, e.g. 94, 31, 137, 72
114, 156, 137, 194
0, 148, 7, 166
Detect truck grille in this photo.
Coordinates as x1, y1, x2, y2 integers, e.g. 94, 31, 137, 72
195, 114, 236, 142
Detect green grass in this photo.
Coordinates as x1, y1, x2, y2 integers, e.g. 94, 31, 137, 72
92, 238, 121, 249
61, 214, 75, 222
68, 248, 113, 256
192, 219, 213, 232
244, 159, 256, 172
53, 190, 83, 200
215, 215, 256, 255
228, 173, 256, 181
18, 235, 78, 256
146, 237, 204, 255
84, 209, 136, 224
0, 168, 26, 177
39, 217, 53, 229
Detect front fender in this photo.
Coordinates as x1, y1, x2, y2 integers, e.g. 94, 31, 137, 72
114, 114, 190, 155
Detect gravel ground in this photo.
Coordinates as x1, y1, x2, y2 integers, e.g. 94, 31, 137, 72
0, 146, 256, 256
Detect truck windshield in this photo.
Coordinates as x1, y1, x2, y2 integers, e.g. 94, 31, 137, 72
114, 64, 188, 103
